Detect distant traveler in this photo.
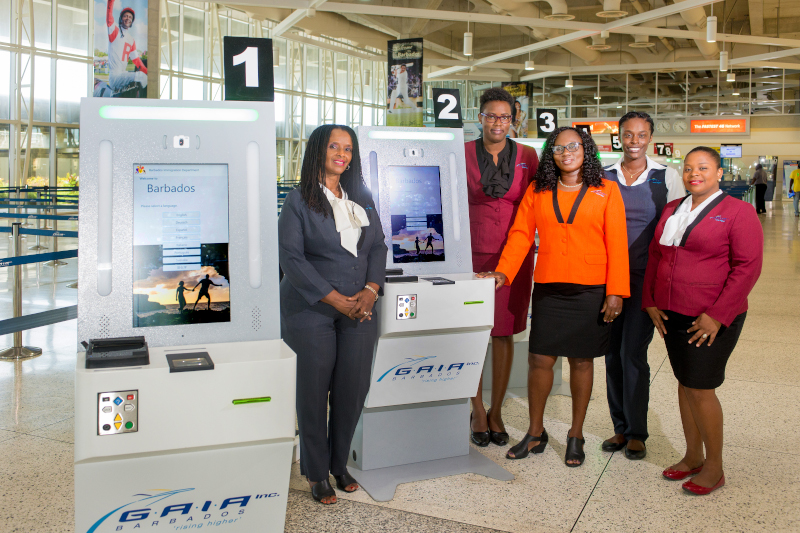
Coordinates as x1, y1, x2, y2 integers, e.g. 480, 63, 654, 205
279, 124, 386, 505
750, 163, 768, 214
644, 146, 762, 495
465, 87, 538, 449
601, 112, 684, 461
105, 0, 148, 93
478, 126, 629, 467
789, 167, 800, 216
192, 274, 220, 311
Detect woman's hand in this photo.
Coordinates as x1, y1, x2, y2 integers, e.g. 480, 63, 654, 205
687, 313, 721, 347
476, 271, 508, 290
322, 290, 357, 319
346, 287, 377, 322
601, 295, 623, 323
645, 307, 669, 338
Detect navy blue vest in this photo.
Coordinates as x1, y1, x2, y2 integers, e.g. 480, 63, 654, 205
605, 167, 669, 271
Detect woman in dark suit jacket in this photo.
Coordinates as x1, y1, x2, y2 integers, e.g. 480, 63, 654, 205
279, 125, 387, 504
644, 146, 763, 495
467, 87, 538, 447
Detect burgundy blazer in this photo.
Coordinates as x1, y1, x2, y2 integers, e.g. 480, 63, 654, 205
466, 140, 539, 255
642, 193, 763, 326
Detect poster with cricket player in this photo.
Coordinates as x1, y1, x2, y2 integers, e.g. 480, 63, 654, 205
93, 0, 148, 98
387, 38, 423, 127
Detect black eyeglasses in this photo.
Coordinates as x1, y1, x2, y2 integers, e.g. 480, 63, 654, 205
552, 142, 583, 155
480, 113, 513, 124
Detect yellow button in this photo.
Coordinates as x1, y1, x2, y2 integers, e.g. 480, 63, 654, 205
114, 422, 122, 430
114, 414, 122, 422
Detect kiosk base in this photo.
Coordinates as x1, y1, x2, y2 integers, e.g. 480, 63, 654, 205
348, 399, 513, 501
348, 447, 513, 502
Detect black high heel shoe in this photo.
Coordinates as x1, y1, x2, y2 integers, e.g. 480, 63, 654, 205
334, 472, 359, 492
487, 409, 509, 446
506, 429, 548, 459
565, 436, 586, 467
470, 412, 490, 447
310, 479, 336, 504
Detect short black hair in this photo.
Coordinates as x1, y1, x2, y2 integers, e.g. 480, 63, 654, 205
480, 87, 515, 114
755, 163, 763, 170
686, 146, 722, 169
618, 111, 654, 135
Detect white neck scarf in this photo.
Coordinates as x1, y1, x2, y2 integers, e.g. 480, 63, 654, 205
659, 190, 723, 247
322, 185, 370, 257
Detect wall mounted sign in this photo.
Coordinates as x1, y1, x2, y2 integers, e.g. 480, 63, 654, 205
690, 119, 748, 134
223, 36, 275, 101
571, 120, 619, 135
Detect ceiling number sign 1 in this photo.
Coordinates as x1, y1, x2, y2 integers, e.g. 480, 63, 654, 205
232, 46, 259, 87
655, 142, 673, 156
432, 88, 463, 128
223, 36, 274, 102
610, 133, 623, 152
536, 108, 558, 138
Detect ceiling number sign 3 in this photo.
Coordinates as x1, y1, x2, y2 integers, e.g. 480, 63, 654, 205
536, 108, 558, 139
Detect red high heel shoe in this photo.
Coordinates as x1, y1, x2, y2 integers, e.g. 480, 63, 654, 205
682, 474, 725, 495
662, 465, 703, 480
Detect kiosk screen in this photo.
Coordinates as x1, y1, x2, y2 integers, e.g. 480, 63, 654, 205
132, 164, 230, 327
388, 165, 445, 263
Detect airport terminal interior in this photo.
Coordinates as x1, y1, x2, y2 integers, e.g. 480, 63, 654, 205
1, 0, 800, 531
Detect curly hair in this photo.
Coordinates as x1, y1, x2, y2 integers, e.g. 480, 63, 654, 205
299, 124, 372, 217
479, 87, 515, 114
533, 127, 606, 193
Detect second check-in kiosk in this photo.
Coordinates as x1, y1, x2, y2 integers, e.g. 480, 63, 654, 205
348, 127, 513, 501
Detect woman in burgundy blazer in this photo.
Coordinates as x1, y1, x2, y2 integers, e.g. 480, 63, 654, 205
467, 88, 539, 447
643, 147, 763, 495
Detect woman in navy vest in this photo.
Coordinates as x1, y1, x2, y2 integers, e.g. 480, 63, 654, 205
602, 112, 684, 460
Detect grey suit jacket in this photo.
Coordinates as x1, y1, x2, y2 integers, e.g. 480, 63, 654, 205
278, 188, 387, 312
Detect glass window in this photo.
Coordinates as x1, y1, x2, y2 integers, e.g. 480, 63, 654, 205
162, 3, 180, 70
273, 39, 287, 89
336, 101, 347, 124
305, 97, 318, 138
336, 55, 347, 98
56, 127, 80, 190
231, 19, 248, 37
26, 0, 52, 48
160, 74, 174, 99
0, 124, 9, 189
306, 47, 319, 95
183, 6, 205, 75
183, 78, 203, 100
0, 50, 10, 119
274, 92, 286, 137
57, 0, 89, 54
0, 0, 11, 43
21, 55, 52, 123
56, 60, 88, 123
20, 126, 51, 187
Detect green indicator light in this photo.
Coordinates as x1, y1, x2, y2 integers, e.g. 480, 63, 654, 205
368, 130, 455, 141
599, 153, 621, 159
99, 105, 259, 122
124, 421, 133, 429
463, 301, 484, 305
232, 397, 272, 405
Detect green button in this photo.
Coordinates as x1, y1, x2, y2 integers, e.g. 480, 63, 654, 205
125, 421, 133, 429
410, 312, 415, 317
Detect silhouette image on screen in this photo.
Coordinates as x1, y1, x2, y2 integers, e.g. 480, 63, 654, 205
388, 165, 445, 263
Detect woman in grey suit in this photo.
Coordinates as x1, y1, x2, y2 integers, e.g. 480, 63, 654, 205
279, 124, 387, 504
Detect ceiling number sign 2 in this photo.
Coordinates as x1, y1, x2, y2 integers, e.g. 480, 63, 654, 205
536, 108, 558, 138
432, 88, 463, 128
223, 36, 274, 102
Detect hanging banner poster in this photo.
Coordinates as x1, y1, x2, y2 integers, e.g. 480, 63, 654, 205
387, 39, 423, 127
501, 82, 530, 138
93, 0, 149, 98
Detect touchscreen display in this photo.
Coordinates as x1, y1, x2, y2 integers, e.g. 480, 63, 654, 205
720, 144, 742, 158
132, 164, 230, 328
388, 165, 445, 263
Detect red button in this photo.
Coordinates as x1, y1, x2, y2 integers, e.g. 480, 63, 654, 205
127, 394, 134, 400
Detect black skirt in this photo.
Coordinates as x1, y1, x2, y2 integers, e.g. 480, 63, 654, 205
529, 283, 610, 358
664, 311, 746, 390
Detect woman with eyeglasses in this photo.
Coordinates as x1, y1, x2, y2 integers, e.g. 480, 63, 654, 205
466, 87, 539, 448
478, 127, 629, 467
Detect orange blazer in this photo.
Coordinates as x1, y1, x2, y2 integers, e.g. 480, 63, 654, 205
496, 179, 630, 298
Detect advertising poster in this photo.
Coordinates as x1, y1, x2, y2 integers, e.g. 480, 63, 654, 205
501, 82, 530, 138
387, 39, 423, 127
93, 0, 149, 98
132, 164, 231, 327
388, 166, 445, 263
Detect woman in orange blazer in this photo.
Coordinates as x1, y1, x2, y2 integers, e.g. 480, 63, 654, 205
478, 127, 629, 467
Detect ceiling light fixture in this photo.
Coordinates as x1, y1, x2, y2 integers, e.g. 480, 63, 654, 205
525, 60, 535, 71
565, 78, 573, 88
719, 50, 729, 72
464, 21, 473, 56
706, 16, 717, 43
727, 72, 735, 82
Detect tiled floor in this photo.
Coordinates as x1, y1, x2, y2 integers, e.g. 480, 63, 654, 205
1, 203, 798, 532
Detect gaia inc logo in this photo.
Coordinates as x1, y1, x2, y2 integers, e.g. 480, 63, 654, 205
376, 355, 479, 383
710, 215, 728, 223
86, 488, 279, 532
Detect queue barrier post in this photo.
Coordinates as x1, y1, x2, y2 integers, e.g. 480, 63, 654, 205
43, 216, 67, 267
0, 223, 43, 361
29, 190, 47, 251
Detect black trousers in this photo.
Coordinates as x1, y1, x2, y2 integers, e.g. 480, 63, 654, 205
755, 183, 767, 213
281, 303, 377, 482
605, 270, 654, 442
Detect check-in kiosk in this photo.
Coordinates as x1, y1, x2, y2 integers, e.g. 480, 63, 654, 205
75, 99, 295, 532
347, 127, 513, 501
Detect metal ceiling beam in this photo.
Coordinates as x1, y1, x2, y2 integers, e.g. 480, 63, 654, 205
271, 0, 327, 38
427, 0, 720, 79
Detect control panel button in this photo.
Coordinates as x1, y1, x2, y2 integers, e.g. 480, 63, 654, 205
113, 397, 123, 406
102, 424, 111, 431
396, 294, 418, 320
125, 421, 133, 429
102, 397, 110, 402
124, 404, 135, 411
114, 422, 122, 430
98, 389, 139, 436
102, 406, 112, 413
127, 394, 135, 400
114, 414, 122, 422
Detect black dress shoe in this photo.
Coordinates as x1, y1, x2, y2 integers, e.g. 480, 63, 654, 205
334, 472, 359, 492
601, 437, 627, 452
624, 442, 647, 460
487, 409, 509, 446
565, 436, 586, 467
470, 412, 490, 447
310, 479, 336, 504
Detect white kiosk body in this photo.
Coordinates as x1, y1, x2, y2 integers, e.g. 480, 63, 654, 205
75, 99, 295, 532
348, 127, 513, 501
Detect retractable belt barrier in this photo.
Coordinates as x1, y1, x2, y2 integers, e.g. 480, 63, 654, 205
0, 213, 78, 221
0, 203, 80, 210
0, 227, 79, 238
0, 249, 78, 267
